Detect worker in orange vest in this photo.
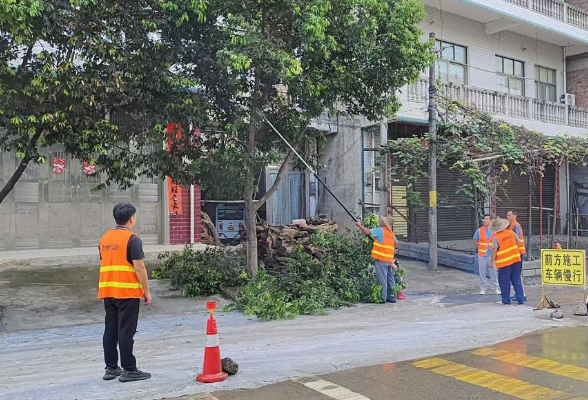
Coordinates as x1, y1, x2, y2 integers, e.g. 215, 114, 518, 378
473, 214, 500, 295
356, 216, 398, 303
507, 210, 526, 300
490, 217, 524, 305
99, 203, 152, 382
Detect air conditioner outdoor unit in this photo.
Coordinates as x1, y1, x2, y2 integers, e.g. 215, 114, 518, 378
561, 93, 576, 106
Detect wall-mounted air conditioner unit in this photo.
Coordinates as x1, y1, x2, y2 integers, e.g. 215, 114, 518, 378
560, 93, 576, 106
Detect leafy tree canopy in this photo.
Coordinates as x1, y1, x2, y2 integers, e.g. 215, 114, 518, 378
0, 0, 207, 202
385, 101, 588, 209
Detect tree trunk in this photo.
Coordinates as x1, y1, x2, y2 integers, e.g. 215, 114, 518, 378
0, 156, 32, 204
245, 63, 261, 276
0, 129, 42, 204
244, 185, 259, 277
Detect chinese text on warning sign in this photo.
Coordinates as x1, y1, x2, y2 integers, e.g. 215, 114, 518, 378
540, 249, 585, 287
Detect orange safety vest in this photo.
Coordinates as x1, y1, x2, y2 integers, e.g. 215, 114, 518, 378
509, 221, 526, 255
494, 230, 522, 269
371, 227, 395, 263
98, 228, 144, 299
476, 226, 492, 256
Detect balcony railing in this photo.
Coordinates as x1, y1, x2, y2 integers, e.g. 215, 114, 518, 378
406, 78, 588, 128
503, 0, 588, 31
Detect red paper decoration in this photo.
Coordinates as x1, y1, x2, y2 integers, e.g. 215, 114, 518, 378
52, 157, 66, 174
82, 161, 96, 175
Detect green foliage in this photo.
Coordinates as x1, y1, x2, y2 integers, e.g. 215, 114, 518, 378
226, 271, 300, 320
360, 213, 379, 247
153, 246, 249, 297
385, 102, 588, 210
227, 231, 392, 320
371, 284, 384, 304
0, 0, 207, 201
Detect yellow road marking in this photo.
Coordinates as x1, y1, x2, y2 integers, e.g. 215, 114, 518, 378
413, 357, 587, 400
292, 376, 371, 400
472, 348, 588, 382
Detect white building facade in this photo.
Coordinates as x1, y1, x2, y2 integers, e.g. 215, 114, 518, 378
318, 0, 588, 242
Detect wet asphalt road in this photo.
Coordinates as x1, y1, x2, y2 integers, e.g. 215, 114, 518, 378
184, 327, 588, 400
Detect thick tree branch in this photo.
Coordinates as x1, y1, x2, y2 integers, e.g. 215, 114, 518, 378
19, 41, 36, 72
0, 129, 43, 204
254, 149, 294, 212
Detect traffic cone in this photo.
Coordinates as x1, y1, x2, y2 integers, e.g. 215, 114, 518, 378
555, 243, 562, 249
197, 301, 228, 383
397, 289, 407, 300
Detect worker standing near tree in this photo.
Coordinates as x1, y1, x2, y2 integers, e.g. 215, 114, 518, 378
98, 203, 152, 382
507, 210, 526, 301
473, 214, 500, 295
490, 217, 525, 305
356, 216, 398, 303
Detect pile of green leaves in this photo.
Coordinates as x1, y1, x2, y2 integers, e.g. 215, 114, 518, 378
153, 216, 407, 320
153, 247, 250, 297
227, 230, 386, 320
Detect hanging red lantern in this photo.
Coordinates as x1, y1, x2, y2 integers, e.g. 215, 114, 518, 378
52, 157, 66, 174
82, 161, 96, 175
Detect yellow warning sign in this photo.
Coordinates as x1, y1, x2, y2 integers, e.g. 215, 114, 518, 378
540, 249, 585, 287
429, 191, 437, 207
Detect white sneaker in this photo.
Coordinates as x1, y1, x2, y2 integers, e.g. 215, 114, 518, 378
495, 289, 502, 295
479, 290, 486, 295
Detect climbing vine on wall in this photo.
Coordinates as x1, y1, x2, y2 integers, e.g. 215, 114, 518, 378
385, 101, 588, 210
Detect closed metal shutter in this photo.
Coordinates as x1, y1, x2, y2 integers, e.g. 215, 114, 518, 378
411, 167, 476, 242
496, 165, 555, 234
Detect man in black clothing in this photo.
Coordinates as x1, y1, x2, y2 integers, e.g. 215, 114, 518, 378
99, 203, 152, 382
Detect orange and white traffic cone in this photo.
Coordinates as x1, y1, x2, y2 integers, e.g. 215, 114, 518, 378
197, 301, 228, 383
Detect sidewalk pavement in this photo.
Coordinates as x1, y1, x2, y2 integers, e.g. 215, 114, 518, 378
0, 244, 208, 267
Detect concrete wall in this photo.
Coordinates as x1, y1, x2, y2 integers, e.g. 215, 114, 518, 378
317, 115, 363, 233
566, 52, 588, 108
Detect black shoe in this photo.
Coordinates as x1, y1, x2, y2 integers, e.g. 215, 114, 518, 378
103, 366, 122, 380
386, 298, 397, 303
119, 369, 151, 382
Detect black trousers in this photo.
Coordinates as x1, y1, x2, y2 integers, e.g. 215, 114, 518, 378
103, 298, 140, 371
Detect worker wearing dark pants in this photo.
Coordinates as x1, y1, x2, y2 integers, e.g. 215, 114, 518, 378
99, 203, 152, 382
490, 217, 524, 305
507, 210, 527, 301
356, 216, 398, 303
103, 298, 140, 373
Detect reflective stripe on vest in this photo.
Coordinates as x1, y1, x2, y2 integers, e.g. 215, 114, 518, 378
98, 228, 144, 299
371, 228, 395, 262
510, 222, 526, 255
477, 227, 492, 256
494, 230, 522, 268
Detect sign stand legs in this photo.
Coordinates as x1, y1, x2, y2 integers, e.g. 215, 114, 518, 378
535, 285, 560, 310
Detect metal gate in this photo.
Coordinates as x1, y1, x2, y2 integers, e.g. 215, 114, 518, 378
265, 165, 303, 226
0, 149, 162, 250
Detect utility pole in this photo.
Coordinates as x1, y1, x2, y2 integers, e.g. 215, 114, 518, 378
428, 32, 438, 272
379, 119, 388, 218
